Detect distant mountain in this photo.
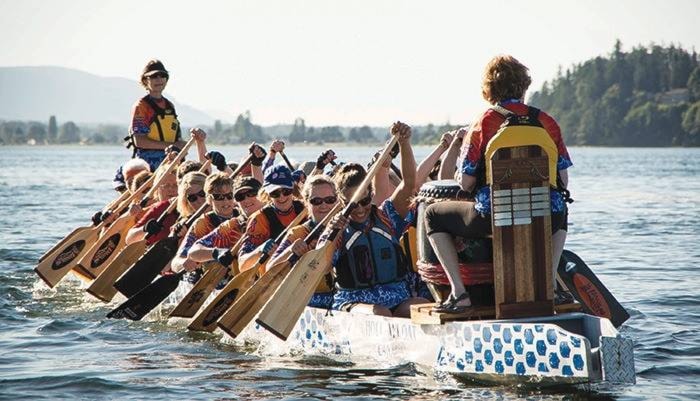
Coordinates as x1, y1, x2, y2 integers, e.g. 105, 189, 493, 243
0, 66, 213, 126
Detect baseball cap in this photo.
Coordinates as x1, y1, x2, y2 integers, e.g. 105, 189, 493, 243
233, 176, 262, 195
263, 165, 294, 193
113, 166, 126, 191
142, 59, 169, 78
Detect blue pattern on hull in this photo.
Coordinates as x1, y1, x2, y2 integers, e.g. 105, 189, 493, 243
262, 308, 598, 382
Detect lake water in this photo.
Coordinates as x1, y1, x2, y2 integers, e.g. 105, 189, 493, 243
0, 145, 698, 400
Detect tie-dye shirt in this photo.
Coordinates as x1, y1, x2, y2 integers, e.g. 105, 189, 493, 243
194, 216, 246, 250
177, 212, 230, 258
460, 102, 573, 215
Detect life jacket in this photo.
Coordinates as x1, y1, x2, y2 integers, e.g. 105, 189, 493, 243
142, 95, 181, 143
261, 200, 305, 239
481, 105, 572, 203
206, 211, 229, 229
335, 206, 408, 289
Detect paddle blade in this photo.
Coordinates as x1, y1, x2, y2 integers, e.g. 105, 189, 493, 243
187, 268, 257, 332
168, 262, 228, 319
217, 261, 291, 339
256, 244, 335, 340
107, 273, 182, 321
113, 236, 179, 298
86, 240, 147, 302
75, 215, 133, 279
38, 226, 90, 263
34, 226, 99, 288
557, 250, 630, 327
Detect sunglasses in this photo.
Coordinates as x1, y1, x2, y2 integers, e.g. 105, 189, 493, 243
148, 72, 169, 79
358, 193, 373, 207
211, 192, 234, 201
186, 190, 206, 202
269, 188, 293, 198
309, 196, 338, 206
342, 193, 373, 207
234, 190, 258, 202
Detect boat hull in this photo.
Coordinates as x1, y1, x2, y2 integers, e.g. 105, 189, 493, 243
237, 308, 635, 386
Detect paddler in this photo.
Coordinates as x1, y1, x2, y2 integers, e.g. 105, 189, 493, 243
266, 174, 340, 308
236, 164, 306, 273
323, 122, 428, 317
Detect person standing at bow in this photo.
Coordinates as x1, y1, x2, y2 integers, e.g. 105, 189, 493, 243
127, 59, 187, 171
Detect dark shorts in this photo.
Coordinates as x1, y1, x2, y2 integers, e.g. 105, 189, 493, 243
425, 201, 568, 239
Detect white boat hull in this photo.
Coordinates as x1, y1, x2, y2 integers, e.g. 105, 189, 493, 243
237, 308, 635, 386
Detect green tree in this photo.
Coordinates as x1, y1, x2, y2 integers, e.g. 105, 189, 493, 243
229, 111, 267, 144
288, 118, 307, 143
319, 126, 344, 143
349, 126, 375, 143
28, 123, 47, 143
681, 101, 700, 145
58, 121, 80, 143
48, 115, 58, 143
688, 67, 700, 102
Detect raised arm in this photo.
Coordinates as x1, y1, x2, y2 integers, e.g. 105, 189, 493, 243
388, 121, 416, 218
415, 131, 452, 191
440, 127, 466, 180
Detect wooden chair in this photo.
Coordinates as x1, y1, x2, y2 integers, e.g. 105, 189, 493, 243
485, 126, 558, 319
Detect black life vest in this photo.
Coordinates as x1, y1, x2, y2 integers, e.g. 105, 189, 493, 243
261, 200, 305, 239
335, 206, 408, 289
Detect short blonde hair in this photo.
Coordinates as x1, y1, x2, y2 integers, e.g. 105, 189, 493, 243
204, 172, 233, 195
481, 55, 532, 104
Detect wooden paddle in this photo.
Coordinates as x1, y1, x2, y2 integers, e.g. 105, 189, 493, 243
38, 189, 132, 263
34, 172, 157, 288
217, 203, 340, 339
279, 151, 295, 170
187, 209, 308, 332
73, 139, 196, 280
168, 235, 247, 319
557, 250, 630, 327
113, 155, 253, 298
256, 133, 400, 340
85, 161, 212, 302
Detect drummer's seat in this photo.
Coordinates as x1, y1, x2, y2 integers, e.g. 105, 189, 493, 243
485, 124, 558, 319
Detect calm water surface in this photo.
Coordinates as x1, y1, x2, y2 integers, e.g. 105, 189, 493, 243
0, 145, 698, 400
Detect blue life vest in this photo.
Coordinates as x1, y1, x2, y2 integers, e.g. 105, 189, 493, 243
335, 207, 408, 289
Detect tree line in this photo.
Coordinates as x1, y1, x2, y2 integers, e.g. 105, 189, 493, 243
0, 112, 462, 146
529, 40, 700, 146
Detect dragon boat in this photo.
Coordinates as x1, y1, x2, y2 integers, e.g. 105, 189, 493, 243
228, 120, 635, 387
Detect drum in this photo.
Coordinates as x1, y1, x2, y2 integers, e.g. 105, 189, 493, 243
415, 180, 494, 304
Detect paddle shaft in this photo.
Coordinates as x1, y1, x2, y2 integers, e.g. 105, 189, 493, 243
279, 151, 294, 170
256, 135, 400, 340
188, 210, 308, 332
113, 155, 254, 297
217, 204, 338, 338
169, 234, 248, 318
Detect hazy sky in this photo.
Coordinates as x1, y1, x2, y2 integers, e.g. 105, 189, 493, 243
1, 0, 698, 126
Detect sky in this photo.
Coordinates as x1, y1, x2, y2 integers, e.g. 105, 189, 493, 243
1, 0, 699, 126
